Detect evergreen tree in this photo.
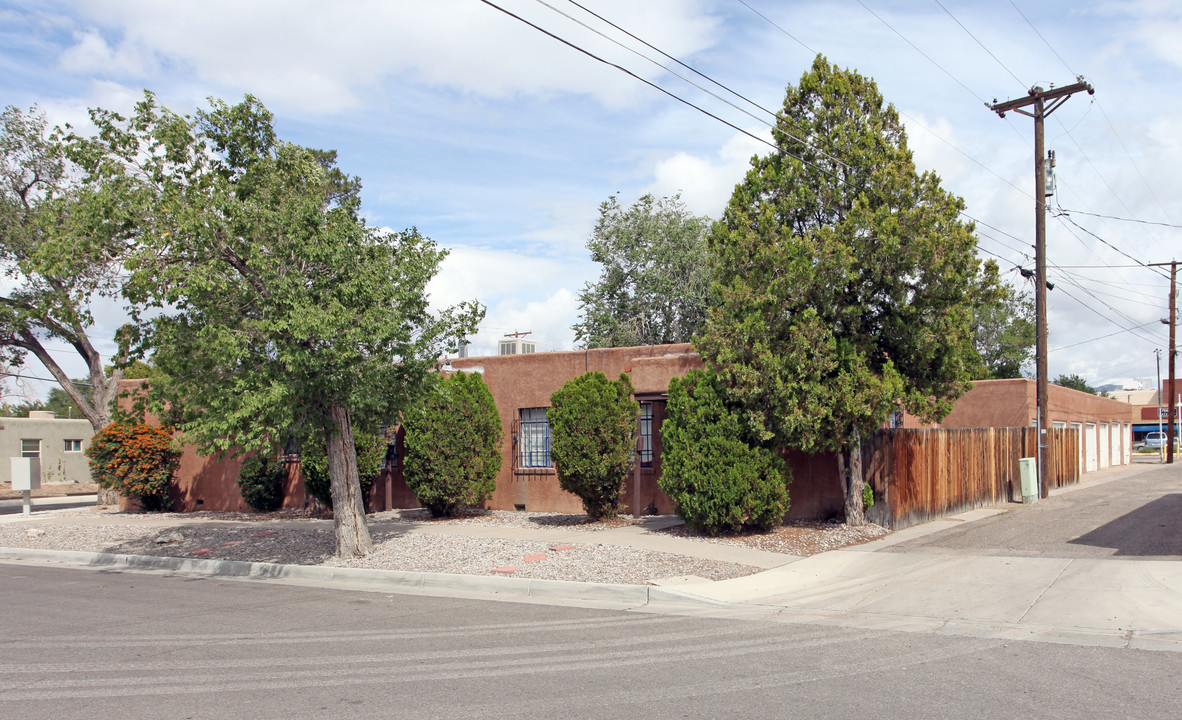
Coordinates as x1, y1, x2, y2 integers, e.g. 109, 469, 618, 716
697, 56, 982, 525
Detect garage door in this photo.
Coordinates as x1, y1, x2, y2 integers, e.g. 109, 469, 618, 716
1084, 423, 1098, 473
1098, 423, 1109, 469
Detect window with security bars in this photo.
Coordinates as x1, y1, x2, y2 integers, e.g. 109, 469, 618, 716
638, 402, 653, 467
518, 407, 552, 468
64, 439, 83, 452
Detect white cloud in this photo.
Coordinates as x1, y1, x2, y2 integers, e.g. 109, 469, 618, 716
56, 0, 722, 114
427, 244, 593, 355
645, 130, 766, 217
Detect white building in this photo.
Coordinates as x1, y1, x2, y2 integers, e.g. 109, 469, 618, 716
0, 411, 94, 485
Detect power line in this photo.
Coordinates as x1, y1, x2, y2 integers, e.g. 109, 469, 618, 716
934, 0, 1025, 87
856, 0, 987, 105
475, 0, 780, 155
563, 0, 780, 118
734, 0, 816, 55
535, 0, 776, 131
1052, 212, 1171, 280
1008, 0, 1076, 77
0, 371, 92, 386
538, 0, 855, 174
1056, 207, 1182, 231
1049, 321, 1160, 353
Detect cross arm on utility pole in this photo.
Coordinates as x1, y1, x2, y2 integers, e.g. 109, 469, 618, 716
989, 81, 1094, 118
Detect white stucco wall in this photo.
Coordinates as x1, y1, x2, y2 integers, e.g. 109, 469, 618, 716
0, 417, 94, 484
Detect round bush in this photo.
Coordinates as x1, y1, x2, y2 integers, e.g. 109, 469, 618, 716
301, 427, 388, 509
660, 369, 790, 535
402, 371, 502, 517
85, 422, 180, 512
236, 454, 287, 512
549, 372, 639, 520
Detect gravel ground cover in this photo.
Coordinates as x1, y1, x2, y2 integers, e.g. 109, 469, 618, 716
0, 506, 888, 586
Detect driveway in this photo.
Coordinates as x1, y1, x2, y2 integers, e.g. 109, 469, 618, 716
880, 463, 1182, 559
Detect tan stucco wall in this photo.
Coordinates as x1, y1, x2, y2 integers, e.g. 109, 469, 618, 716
0, 416, 94, 484
909, 379, 1133, 429
446, 343, 702, 513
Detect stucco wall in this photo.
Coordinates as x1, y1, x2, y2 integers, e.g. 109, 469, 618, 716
0, 416, 93, 484
446, 343, 703, 513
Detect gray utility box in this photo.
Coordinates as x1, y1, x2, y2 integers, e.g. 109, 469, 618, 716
1018, 457, 1038, 504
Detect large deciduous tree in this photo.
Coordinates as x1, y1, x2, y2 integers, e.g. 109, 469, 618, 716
573, 194, 712, 348
89, 93, 481, 557
0, 106, 131, 436
968, 261, 1035, 379
697, 56, 982, 525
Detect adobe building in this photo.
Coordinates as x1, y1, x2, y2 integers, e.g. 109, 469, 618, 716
124, 346, 1131, 520
115, 379, 305, 512
368, 342, 848, 521
900, 378, 1134, 472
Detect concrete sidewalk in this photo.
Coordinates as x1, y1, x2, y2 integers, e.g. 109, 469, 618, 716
2, 463, 1178, 651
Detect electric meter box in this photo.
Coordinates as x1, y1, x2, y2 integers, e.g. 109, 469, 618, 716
1018, 457, 1038, 504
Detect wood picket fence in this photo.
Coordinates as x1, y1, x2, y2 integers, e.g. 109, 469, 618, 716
862, 427, 1080, 530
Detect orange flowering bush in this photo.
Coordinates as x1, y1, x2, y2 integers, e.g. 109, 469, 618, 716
86, 422, 181, 511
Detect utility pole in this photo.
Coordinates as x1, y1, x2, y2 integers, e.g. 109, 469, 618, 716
990, 80, 1094, 498
1150, 261, 1177, 463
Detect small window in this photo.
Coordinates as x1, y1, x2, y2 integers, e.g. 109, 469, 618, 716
638, 402, 653, 468
21, 439, 40, 458
519, 407, 552, 468
64, 439, 83, 452
382, 442, 399, 469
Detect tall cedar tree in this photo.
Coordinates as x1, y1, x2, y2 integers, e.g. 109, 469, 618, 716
573, 194, 712, 348
402, 371, 502, 517
660, 368, 790, 535
698, 57, 981, 525
548, 372, 639, 519
84, 94, 481, 557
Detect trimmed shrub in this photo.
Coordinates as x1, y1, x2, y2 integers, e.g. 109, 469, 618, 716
86, 422, 180, 511
236, 454, 287, 512
660, 369, 790, 535
301, 426, 388, 509
403, 371, 502, 517
549, 372, 639, 520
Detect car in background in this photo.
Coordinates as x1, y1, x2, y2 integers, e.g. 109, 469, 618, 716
1143, 431, 1178, 449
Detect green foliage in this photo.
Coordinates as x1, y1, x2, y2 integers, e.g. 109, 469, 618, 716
660, 369, 790, 535
236, 454, 287, 512
968, 262, 1036, 379
301, 426, 390, 509
862, 481, 874, 509
6, 378, 91, 418
85, 422, 180, 511
0, 105, 130, 432
548, 372, 639, 520
1053, 373, 1097, 395
75, 92, 482, 556
697, 55, 981, 454
573, 193, 713, 348
402, 372, 502, 517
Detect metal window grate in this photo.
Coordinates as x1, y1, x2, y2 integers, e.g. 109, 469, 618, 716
638, 403, 653, 467
518, 407, 552, 468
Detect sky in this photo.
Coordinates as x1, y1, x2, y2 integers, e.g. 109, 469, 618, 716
2, 0, 1180, 402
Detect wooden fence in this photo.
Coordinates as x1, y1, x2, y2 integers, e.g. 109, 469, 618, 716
862, 427, 1080, 530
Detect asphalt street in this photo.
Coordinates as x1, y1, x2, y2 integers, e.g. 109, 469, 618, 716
882, 462, 1182, 558
1, 564, 1179, 720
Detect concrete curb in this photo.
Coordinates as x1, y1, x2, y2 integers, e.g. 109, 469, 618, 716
0, 546, 734, 610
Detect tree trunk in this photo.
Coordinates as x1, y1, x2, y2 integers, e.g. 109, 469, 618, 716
326, 401, 373, 558
840, 425, 866, 526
